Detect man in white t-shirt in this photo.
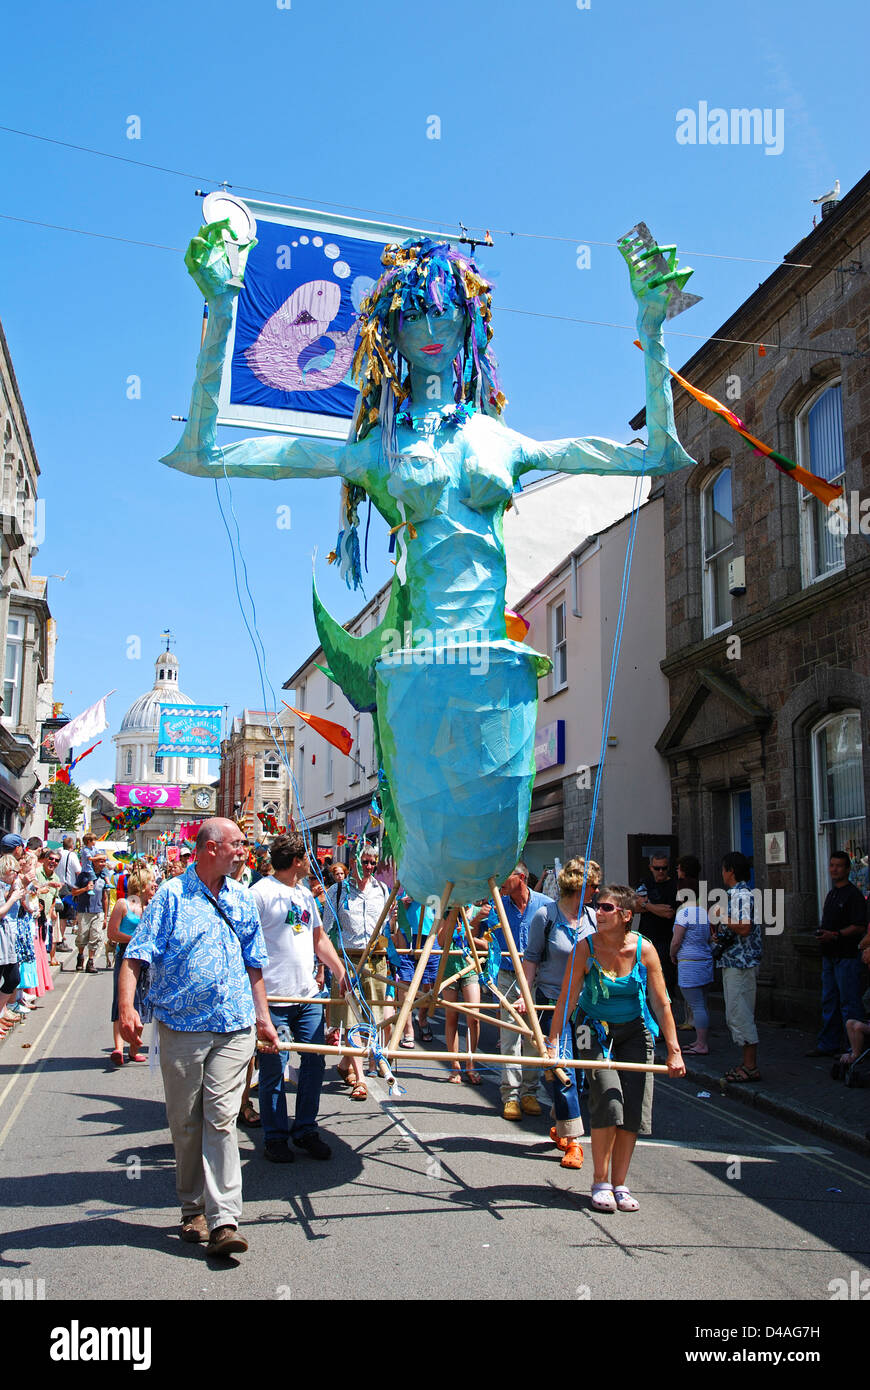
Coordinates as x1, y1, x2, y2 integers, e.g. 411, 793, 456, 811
251, 832, 348, 1163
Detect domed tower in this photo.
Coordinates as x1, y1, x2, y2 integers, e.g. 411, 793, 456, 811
113, 642, 211, 787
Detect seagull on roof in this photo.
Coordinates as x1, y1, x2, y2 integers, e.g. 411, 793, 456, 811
812, 179, 840, 204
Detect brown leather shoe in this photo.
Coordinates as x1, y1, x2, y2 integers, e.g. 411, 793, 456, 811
206, 1224, 248, 1257
180, 1214, 208, 1243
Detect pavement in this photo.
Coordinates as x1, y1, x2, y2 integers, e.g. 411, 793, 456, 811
677, 997, 870, 1156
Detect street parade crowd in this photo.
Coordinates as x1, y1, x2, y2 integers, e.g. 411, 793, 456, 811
2, 820, 868, 1257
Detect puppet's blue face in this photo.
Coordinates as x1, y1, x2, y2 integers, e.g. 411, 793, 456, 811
393, 301, 465, 373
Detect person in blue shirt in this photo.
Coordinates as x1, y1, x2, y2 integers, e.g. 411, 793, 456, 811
119, 818, 280, 1260
487, 861, 555, 1121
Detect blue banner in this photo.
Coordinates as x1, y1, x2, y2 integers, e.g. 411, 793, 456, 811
156, 705, 222, 757
230, 220, 386, 421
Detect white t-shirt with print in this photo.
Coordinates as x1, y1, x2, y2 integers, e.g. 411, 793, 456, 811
251, 878, 322, 1001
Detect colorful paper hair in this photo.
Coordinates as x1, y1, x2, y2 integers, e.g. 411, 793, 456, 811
330, 237, 505, 590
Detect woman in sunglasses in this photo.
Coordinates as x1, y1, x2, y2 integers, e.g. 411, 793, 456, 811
547, 884, 685, 1212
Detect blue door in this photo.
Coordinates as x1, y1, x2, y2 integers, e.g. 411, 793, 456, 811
735, 789, 754, 888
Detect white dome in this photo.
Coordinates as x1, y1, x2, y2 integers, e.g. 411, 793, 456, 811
118, 649, 194, 733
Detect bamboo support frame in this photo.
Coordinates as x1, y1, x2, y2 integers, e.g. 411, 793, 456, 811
488, 878, 570, 1086
261, 880, 601, 1082
257, 1040, 668, 1074
385, 882, 454, 1053
266, 996, 557, 1009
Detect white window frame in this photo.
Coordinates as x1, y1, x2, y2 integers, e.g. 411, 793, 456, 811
798, 381, 846, 588
811, 710, 867, 916
263, 753, 280, 782
125, 749, 133, 777
548, 598, 568, 694
154, 753, 164, 774
297, 680, 307, 712
325, 741, 334, 796
3, 613, 24, 724
296, 744, 305, 805
700, 467, 734, 636
186, 757, 195, 776
326, 677, 334, 708
350, 714, 361, 785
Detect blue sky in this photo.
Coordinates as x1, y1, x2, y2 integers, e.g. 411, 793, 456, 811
0, 0, 862, 791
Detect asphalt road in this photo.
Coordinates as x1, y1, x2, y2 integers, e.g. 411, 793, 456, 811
2, 961, 869, 1303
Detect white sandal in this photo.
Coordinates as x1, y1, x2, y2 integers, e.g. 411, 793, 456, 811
590, 1182, 616, 1212
614, 1185, 639, 1212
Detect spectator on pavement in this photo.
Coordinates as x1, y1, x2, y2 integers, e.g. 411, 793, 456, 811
252, 832, 348, 1163
671, 858, 713, 1056
633, 852, 679, 1006
0, 857, 30, 1039
37, 848, 62, 966
118, 817, 280, 1259
806, 851, 867, 1058
488, 861, 555, 1121
709, 851, 762, 1083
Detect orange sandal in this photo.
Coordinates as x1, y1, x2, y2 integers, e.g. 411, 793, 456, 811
350, 1082, 368, 1101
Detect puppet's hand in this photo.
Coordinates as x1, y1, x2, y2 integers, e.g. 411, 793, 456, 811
184, 220, 256, 304
618, 235, 693, 331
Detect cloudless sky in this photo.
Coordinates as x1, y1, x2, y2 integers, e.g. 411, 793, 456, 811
0, 0, 862, 791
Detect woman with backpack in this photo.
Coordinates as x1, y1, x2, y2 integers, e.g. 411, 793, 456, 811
523, 857, 600, 1170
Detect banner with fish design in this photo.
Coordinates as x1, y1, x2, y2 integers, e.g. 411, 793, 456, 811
216, 202, 424, 439
156, 705, 222, 757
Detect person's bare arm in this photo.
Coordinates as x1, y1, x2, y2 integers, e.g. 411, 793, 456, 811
547, 940, 590, 1046
246, 967, 280, 1051
313, 925, 347, 994
670, 920, 687, 962
641, 941, 685, 1077
118, 958, 144, 1048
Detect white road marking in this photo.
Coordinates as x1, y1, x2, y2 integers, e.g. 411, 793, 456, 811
0, 972, 88, 1149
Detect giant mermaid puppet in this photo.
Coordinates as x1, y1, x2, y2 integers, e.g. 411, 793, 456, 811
163, 225, 695, 903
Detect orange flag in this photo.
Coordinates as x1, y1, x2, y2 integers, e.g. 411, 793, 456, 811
505, 608, 530, 642
283, 704, 353, 756
633, 340, 843, 508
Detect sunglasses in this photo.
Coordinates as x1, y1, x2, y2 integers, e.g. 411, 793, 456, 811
596, 902, 624, 914
650, 865, 669, 873
361, 860, 378, 867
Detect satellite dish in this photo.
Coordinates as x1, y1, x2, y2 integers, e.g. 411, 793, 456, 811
201, 192, 257, 244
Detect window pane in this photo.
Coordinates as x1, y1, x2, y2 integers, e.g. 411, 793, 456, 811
705, 469, 733, 555
820, 714, 865, 823
812, 495, 845, 577
808, 386, 845, 482
712, 554, 732, 629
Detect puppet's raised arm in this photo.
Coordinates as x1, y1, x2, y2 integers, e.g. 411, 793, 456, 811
515, 238, 695, 480
161, 221, 347, 481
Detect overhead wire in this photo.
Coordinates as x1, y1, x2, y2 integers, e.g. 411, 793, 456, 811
0, 122, 815, 269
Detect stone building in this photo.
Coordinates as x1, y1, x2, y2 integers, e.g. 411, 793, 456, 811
217, 710, 295, 839
0, 317, 57, 836
635, 169, 870, 1024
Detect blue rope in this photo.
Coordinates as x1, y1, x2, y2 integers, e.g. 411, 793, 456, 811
212, 465, 382, 1044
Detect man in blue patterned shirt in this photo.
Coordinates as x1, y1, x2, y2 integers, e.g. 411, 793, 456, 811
119, 818, 279, 1258
710, 851, 762, 1085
